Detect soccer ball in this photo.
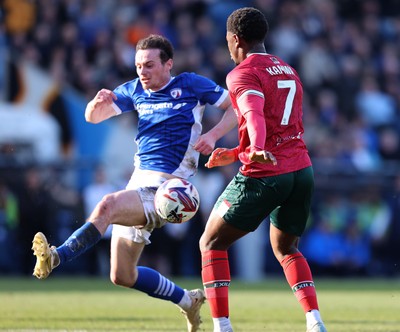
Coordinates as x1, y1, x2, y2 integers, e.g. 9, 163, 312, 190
154, 178, 200, 224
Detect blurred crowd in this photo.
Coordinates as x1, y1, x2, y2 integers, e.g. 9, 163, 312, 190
1, 0, 400, 278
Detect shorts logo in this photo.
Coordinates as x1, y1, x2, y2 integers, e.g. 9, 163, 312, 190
170, 88, 182, 99
216, 199, 231, 218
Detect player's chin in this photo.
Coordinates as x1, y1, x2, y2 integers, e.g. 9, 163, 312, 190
140, 80, 151, 89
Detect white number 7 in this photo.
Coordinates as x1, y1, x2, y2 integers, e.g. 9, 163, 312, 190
277, 80, 296, 125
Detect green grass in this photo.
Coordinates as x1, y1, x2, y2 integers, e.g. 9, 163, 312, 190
1, 277, 399, 331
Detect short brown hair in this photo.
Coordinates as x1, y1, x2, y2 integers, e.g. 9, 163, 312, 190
136, 34, 174, 64
227, 7, 269, 45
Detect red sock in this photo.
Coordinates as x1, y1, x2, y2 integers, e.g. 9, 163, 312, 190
280, 252, 319, 313
201, 250, 230, 318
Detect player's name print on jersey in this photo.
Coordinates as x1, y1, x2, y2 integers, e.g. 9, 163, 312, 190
266, 64, 295, 76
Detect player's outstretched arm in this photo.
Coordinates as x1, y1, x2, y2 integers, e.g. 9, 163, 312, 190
194, 95, 237, 155
205, 147, 237, 168
85, 89, 118, 124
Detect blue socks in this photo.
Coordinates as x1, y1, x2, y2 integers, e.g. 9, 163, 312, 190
132, 266, 185, 304
55, 225, 185, 305
56, 222, 102, 264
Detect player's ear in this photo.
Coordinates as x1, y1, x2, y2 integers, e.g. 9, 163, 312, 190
233, 34, 240, 46
235, 34, 246, 49
165, 58, 173, 71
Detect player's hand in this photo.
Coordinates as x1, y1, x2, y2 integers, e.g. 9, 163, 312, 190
93, 89, 117, 106
205, 148, 236, 168
193, 132, 217, 155
86, 89, 118, 123
249, 150, 277, 165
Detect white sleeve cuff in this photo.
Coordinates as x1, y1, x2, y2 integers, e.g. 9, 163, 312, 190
111, 102, 122, 115
214, 89, 229, 107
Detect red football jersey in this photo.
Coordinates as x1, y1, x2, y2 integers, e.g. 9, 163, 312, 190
226, 53, 312, 177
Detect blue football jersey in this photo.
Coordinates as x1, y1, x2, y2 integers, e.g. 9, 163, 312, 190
112, 72, 228, 179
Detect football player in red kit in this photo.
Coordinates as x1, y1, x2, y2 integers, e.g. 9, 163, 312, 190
199, 7, 327, 332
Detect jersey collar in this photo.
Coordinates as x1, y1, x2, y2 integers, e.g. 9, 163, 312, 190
148, 77, 175, 93
246, 53, 269, 57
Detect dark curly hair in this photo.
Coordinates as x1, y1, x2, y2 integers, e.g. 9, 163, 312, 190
136, 34, 174, 64
226, 7, 269, 45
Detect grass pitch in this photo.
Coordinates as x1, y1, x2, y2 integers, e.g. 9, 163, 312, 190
0, 276, 399, 331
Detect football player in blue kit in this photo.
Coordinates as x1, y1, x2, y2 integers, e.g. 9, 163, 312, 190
31, 34, 236, 332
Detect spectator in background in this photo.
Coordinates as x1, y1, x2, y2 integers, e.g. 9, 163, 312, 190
346, 126, 382, 172
0, 180, 19, 273
355, 75, 397, 130
302, 194, 371, 277
378, 126, 400, 162
305, 186, 393, 277
352, 187, 392, 275
299, 36, 339, 91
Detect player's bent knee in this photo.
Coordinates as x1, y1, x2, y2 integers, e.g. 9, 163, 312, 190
98, 193, 119, 218
199, 234, 218, 252
199, 234, 208, 252
271, 246, 299, 263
